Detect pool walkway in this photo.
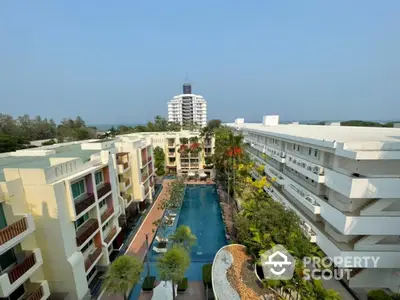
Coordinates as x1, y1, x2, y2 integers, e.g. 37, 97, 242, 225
101, 179, 174, 300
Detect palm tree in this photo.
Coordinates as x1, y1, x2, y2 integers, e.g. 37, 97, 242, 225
157, 246, 190, 300
102, 255, 143, 300
225, 132, 244, 199
170, 225, 197, 251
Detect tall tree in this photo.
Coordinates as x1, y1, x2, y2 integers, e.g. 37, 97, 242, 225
102, 255, 143, 300
170, 225, 197, 251
157, 246, 190, 300
154, 146, 166, 176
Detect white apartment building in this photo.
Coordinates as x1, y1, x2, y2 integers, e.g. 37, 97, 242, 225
0, 137, 155, 300
227, 116, 400, 295
167, 83, 207, 127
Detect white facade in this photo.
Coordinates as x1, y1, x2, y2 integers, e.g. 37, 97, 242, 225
227, 117, 400, 295
167, 87, 207, 127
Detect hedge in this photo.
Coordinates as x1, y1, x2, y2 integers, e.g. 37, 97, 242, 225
142, 276, 156, 291
202, 264, 212, 288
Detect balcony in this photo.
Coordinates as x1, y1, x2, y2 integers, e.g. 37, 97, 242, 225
97, 183, 111, 199
117, 162, 130, 174
76, 219, 99, 247
148, 165, 153, 175
104, 227, 118, 245
141, 173, 149, 183
122, 193, 133, 206
148, 156, 152, 163
168, 152, 175, 157
119, 178, 131, 192
299, 222, 317, 243
84, 247, 102, 272
324, 169, 400, 199
286, 154, 325, 182
74, 194, 95, 216
0, 215, 35, 255
144, 186, 150, 196
284, 184, 321, 214
0, 249, 43, 298
24, 281, 50, 300
101, 208, 114, 224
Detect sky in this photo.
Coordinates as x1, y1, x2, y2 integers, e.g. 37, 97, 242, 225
1, 1, 399, 125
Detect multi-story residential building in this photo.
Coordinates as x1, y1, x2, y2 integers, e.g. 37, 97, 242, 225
0, 137, 156, 300
167, 83, 207, 127
227, 116, 400, 295
0, 186, 50, 300
119, 131, 214, 178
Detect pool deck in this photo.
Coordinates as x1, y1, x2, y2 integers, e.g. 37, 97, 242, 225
101, 179, 174, 300
138, 281, 205, 300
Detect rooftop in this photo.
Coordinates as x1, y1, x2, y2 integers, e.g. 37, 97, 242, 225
0, 144, 101, 182
227, 123, 400, 145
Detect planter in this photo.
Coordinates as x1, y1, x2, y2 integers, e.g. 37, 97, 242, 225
178, 278, 188, 292
142, 276, 156, 291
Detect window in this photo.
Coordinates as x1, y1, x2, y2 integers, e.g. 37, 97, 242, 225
314, 149, 318, 157
99, 199, 106, 209
75, 213, 89, 230
309, 148, 312, 155
95, 171, 103, 185
297, 145, 300, 151
81, 239, 93, 253
71, 180, 85, 199
293, 144, 296, 150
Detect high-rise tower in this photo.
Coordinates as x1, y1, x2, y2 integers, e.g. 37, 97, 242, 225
167, 83, 207, 127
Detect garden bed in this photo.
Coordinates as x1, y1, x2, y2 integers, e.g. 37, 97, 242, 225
212, 244, 277, 300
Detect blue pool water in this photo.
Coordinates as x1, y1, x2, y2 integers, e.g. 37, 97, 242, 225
129, 184, 227, 299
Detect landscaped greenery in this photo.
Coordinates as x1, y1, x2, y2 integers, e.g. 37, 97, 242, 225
154, 146, 166, 176
202, 264, 212, 288
170, 225, 197, 251
367, 290, 392, 300
102, 255, 143, 300
0, 114, 97, 153
211, 126, 340, 300
142, 276, 156, 291
157, 246, 191, 299
177, 277, 188, 292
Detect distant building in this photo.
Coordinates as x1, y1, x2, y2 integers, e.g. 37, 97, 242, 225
167, 83, 207, 127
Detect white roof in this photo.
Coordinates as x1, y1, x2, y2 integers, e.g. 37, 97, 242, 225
227, 123, 400, 153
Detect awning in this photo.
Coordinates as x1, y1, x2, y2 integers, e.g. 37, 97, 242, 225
188, 172, 195, 177
152, 281, 177, 300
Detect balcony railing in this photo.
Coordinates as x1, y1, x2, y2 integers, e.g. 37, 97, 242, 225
141, 173, 148, 182
97, 183, 111, 199
75, 194, 95, 215
122, 193, 132, 203
144, 186, 150, 196
8, 252, 36, 284
287, 154, 324, 176
84, 247, 102, 271
285, 184, 321, 214
168, 152, 175, 157
104, 227, 117, 244
76, 219, 99, 247
25, 285, 43, 300
0, 218, 28, 246
101, 208, 114, 223
124, 178, 131, 187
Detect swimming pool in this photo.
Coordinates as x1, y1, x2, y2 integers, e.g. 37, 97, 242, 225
129, 184, 227, 299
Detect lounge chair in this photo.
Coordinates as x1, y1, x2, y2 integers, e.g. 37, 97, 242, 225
155, 235, 168, 242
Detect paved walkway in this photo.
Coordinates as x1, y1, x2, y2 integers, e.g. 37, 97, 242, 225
101, 180, 174, 300
125, 179, 174, 260
138, 281, 206, 300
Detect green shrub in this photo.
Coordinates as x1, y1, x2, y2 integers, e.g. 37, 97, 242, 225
367, 290, 391, 300
142, 276, 156, 291
202, 264, 212, 288
178, 277, 188, 292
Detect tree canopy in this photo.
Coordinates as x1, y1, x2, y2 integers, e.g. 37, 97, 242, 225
0, 114, 96, 153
